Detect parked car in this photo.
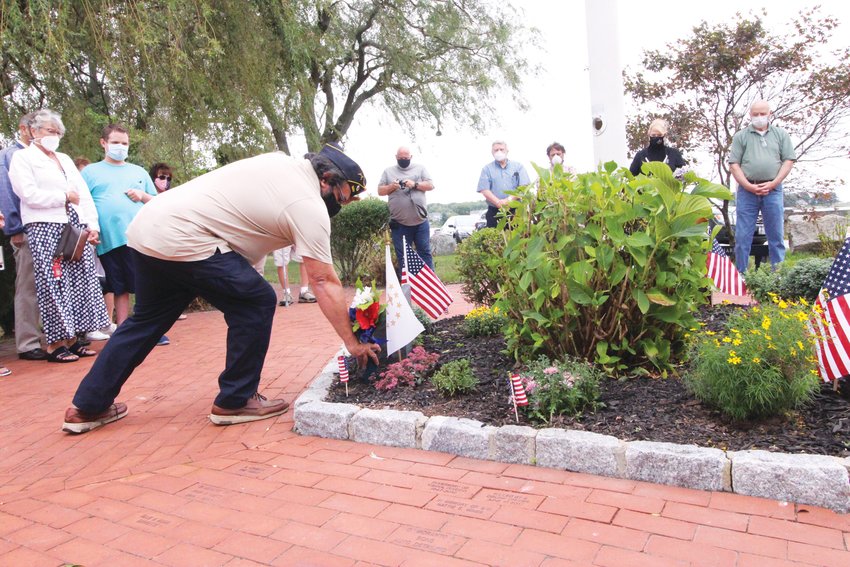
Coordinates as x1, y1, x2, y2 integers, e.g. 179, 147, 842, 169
453, 215, 480, 243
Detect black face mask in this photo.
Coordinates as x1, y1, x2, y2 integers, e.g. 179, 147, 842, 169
650, 136, 665, 148
397, 158, 411, 169
322, 190, 341, 217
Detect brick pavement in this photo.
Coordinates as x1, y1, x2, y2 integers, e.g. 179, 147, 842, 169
0, 284, 848, 566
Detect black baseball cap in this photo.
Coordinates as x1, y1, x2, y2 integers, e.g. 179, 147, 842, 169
319, 143, 366, 196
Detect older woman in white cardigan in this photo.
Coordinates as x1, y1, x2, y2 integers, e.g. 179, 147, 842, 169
9, 109, 108, 362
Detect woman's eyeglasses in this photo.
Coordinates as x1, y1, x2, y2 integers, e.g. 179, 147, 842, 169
156, 175, 172, 181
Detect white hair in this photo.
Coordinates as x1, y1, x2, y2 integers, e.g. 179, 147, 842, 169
30, 109, 65, 136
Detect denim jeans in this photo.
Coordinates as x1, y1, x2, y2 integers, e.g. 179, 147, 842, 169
734, 184, 785, 273
390, 220, 433, 273
72, 249, 277, 413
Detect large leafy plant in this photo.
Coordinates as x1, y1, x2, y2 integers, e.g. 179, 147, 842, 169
497, 162, 730, 374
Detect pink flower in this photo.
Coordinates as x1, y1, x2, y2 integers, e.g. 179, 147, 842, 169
543, 367, 558, 375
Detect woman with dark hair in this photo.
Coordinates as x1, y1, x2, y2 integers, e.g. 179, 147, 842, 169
149, 162, 172, 193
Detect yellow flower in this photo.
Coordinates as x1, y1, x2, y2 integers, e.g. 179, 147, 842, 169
730, 328, 740, 334
800, 298, 810, 307
752, 357, 761, 363
732, 338, 742, 346
752, 306, 761, 313
722, 337, 732, 343
778, 300, 788, 309
797, 341, 804, 351
750, 329, 761, 336
764, 335, 772, 341
761, 317, 771, 331
810, 369, 820, 375
727, 355, 742, 365
705, 331, 716, 336
796, 312, 808, 322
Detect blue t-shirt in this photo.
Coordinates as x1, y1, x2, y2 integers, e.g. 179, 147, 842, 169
82, 161, 157, 255
477, 159, 530, 200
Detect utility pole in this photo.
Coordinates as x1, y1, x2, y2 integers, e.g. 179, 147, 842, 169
585, 0, 628, 167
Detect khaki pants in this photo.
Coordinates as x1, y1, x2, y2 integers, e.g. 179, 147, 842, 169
11, 233, 42, 353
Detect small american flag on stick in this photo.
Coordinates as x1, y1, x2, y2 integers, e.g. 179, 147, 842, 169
510, 373, 528, 406
706, 238, 748, 297
813, 236, 850, 383
337, 356, 349, 383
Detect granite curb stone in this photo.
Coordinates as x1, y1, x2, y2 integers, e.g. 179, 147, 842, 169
294, 355, 850, 512
536, 428, 623, 477
625, 440, 730, 492
731, 450, 850, 511
350, 408, 426, 448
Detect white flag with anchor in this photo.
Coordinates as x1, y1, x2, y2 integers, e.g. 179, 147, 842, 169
385, 243, 424, 356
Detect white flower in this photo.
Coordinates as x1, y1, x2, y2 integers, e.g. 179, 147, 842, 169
350, 286, 374, 309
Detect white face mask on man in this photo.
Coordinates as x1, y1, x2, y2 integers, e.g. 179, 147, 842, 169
550, 154, 563, 165
751, 115, 769, 129
493, 150, 507, 162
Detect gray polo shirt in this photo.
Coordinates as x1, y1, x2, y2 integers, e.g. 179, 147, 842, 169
379, 163, 432, 226
728, 124, 796, 182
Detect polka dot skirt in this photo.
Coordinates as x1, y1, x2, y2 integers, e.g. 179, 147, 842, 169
25, 208, 109, 345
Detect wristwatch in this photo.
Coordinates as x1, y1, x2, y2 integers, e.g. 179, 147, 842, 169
413, 182, 419, 190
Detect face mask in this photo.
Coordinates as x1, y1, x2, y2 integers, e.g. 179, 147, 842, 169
649, 136, 664, 148
396, 158, 411, 169
550, 154, 563, 165
154, 178, 170, 192
322, 188, 342, 218
37, 135, 61, 152
493, 150, 507, 162
751, 116, 769, 129
106, 143, 129, 161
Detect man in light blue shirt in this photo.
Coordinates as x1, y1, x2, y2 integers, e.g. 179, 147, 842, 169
477, 140, 530, 228
82, 124, 157, 330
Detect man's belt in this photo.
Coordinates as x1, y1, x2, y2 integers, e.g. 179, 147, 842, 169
747, 179, 773, 184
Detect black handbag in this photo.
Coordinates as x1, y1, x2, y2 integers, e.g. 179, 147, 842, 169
54, 205, 91, 261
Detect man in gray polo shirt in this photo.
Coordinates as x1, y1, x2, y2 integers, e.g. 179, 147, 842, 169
378, 146, 435, 271
728, 100, 796, 273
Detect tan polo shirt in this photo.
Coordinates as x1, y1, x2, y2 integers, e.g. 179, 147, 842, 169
127, 153, 332, 265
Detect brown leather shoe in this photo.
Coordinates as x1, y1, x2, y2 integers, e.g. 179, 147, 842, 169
62, 403, 128, 434
209, 392, 290, 425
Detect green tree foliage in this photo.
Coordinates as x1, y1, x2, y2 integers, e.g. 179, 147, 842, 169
330, 198, 389, 286
0, 0, 532, 165
623, 8, 850, 238
497, 163, 731, 375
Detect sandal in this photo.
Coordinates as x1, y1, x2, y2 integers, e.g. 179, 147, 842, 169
0, 366, 11, 377
69, 342, 97, 357
47, 347, 79, 363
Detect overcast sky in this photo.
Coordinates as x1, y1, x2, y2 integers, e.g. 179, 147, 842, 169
329, 0, 850, 205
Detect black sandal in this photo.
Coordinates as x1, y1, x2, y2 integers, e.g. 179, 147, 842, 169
47, 346, 79, 363
69, 342, 97, 357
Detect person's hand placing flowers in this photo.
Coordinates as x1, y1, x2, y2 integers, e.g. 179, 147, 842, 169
349, 280, 385, 345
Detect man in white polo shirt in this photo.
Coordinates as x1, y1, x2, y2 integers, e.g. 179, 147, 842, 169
63, 145, 379, 433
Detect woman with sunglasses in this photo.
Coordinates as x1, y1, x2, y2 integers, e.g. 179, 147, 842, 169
149, 162, 173, 193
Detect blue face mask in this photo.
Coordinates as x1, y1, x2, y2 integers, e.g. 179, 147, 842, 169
106, 143, 129, 162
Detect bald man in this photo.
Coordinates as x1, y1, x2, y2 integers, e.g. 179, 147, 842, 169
378, 146, 435, 271
729, 100, 796, 273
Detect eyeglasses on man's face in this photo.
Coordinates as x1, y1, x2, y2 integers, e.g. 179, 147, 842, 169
156, 174, 172, 181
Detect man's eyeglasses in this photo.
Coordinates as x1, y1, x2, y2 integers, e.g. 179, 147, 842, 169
156, 175, 172, 181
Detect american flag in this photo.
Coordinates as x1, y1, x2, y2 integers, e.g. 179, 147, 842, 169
337, 355, 349, 383
706, 238, 748, 296
400, 240, 453, 319
813, 237, 850, 382
510, 373, 528, 406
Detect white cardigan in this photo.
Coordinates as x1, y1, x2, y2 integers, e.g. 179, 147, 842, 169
8, 144, 100, 231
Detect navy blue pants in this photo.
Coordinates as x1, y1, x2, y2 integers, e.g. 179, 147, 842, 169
72, 249, 277, 414
390, 219, 433, 271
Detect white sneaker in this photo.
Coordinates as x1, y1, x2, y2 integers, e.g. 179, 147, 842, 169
86, 330, 110, 341
104, 323, 117, 334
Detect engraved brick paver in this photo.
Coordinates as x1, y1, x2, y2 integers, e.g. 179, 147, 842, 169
1, 284, 849, 565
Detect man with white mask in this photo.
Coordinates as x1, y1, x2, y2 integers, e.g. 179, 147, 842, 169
728, 100, 796, 273
546, 141, 576, 175
0, 112, 47, 361
477, 140, 530, 228
82, 124, 159, 333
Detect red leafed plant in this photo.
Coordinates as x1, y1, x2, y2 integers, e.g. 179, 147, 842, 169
374, 346, 440, 391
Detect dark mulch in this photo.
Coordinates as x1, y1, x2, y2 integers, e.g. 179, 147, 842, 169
326, 311, 850, 458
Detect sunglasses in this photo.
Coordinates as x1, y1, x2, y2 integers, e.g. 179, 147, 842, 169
348, 180, 365, 196
156, 175, 172, 181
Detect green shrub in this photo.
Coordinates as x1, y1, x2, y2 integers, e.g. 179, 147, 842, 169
463, 305, 507, 337
780, 257, 833, 302
743, 264, 784, 304
330, 198, 389, 285
431, 358, 478, 396
518, 355, 601, 424
685, 299, 820, 421
456, 228, 505, 306
497, 162, 731, 374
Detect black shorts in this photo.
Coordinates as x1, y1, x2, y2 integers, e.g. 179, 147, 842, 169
99, 245, 136, 295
